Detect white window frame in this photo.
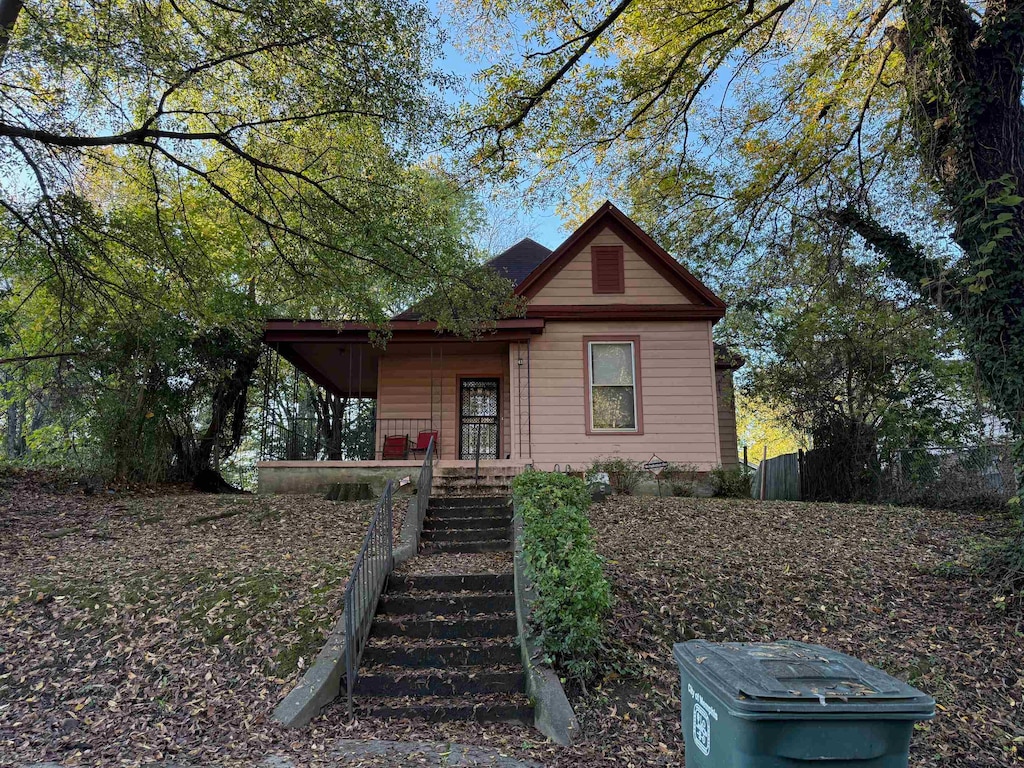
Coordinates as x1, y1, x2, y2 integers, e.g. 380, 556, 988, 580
588, 340, 639, 433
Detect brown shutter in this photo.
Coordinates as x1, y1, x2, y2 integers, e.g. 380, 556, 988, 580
591, 245, 625, 293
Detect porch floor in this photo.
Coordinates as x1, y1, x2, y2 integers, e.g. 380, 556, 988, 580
256, 460, 532, 470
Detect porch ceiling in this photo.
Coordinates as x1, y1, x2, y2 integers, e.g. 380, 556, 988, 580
269, 337, 524, 399
275, 341, 381, 398
264, 318, 543, 399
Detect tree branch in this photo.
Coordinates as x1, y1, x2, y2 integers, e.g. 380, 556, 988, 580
828, 207, 963, 313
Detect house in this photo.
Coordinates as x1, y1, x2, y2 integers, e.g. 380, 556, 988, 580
258, 202, 741, 494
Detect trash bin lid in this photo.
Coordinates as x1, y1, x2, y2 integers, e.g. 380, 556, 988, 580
674, 640, 935, 716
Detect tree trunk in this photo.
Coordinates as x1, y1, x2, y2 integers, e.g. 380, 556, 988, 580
850, 0, 1024, 503
171, 342, 262, 484
5, 397, 25, 458
0, 0, 23, 69
315, 389, 349, 460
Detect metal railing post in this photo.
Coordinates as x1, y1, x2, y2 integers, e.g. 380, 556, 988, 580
474, 423, 482, 486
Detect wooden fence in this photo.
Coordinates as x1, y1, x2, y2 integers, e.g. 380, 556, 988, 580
750, 451, 802, 501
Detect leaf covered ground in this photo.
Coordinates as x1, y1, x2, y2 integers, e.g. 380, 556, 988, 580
340, 497, 1023, 767
0, 470, 377, 766
580, 497, 1023, 767
1, 475, 1021, 766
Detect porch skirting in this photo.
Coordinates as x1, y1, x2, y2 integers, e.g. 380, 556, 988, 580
256, 460, 531, 496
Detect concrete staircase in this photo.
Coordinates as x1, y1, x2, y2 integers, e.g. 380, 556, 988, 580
354, 497, 531, 723
420, 497, 513, 554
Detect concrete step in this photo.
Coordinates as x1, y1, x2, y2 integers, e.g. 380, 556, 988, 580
379, 593, 515, 616
420, 528, 509, 542
434, 467, 527, 477
428, 496, 509, 508
357, 701, 533, 724
419, 540, 511, 555
370, 616, 517, 640
426, 506, 510, 520
422, 517, 509, 531
432, 479, 514, 490
388, 574, 513, 593
356, 670, 524, 697
361, 641, 521, 668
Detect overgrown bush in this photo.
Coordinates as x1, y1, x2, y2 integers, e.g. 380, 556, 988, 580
664, 462, 700, 497
709, 465, 752, 498
588, 455, 645, 495
975, 525, 1024, 607
513, 469, 612, 681
884, 449, 1015, 513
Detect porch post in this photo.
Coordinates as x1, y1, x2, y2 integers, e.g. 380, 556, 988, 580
509, 343, 520, 461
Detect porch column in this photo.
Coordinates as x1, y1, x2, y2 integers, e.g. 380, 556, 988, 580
508, 343, 518, 461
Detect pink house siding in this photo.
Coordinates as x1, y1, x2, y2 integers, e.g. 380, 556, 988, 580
526, 320, 721, 470
530, 228, 692, 306
376, 346, 512, 460
717, 369, 740, 468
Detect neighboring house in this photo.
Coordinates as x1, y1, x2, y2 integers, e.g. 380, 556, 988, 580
259, 202, 741, 493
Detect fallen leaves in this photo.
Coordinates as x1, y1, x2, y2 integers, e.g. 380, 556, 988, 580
0, 471, 372, 766
1, 475, 1020, 767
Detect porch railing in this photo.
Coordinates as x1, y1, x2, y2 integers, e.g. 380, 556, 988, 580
342, 480, 393, 717
375, 418, 436, 459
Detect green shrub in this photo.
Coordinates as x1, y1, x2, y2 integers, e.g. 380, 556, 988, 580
588, 455, 645, 495
664, 462, 700, 497
709, 465, 752, 498
513, 469, 612, 681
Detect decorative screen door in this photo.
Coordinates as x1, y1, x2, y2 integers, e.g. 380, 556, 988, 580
459, 378, 499, 460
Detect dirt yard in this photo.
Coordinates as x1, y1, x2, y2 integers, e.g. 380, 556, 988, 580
1, 473, 1021, 766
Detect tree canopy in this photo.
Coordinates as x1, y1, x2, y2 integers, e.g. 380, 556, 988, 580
0, 0, 522, 480
1, 0, 516, 333
463, 0, 1024, 499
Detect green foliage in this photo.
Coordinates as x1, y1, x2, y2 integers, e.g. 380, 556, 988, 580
740, 259, 988, 502
0, 0, 522, 480
663, 462, 700, 497
588, 455, 645, 495
709, 466, 753, 498
464, 0, 1024, 519
513, 470, 611, 681
1, 0, 521, 334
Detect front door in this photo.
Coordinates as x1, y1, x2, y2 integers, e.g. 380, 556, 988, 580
459, 378, 500, 460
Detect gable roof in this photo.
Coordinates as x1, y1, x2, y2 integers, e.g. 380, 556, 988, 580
515, 201, 726, 310
393, 201, 726, 321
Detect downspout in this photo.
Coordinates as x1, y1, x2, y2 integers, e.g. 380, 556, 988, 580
526, 339, 532, 463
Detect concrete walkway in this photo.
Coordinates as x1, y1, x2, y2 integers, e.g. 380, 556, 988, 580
24, 739, 542, 768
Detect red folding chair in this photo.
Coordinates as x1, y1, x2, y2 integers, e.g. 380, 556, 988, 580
382, 434, 409, 460
410, 430, 438, 458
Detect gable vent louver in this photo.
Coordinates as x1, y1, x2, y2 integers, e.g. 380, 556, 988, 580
591, 245, 625, 294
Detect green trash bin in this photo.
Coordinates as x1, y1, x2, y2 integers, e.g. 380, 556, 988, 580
673, 640, 934, 767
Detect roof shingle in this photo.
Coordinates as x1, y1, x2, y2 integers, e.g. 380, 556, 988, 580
486, 238, 553, 286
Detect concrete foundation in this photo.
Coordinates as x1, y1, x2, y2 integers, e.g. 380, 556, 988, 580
257, 461, 421, 496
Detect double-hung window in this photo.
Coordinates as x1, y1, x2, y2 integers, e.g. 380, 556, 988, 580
587, 340, 640, 432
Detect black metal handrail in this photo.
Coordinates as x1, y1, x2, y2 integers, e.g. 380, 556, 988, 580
410, 435, 436, 545
342, 480, 393, 717
340, 438, 436, 717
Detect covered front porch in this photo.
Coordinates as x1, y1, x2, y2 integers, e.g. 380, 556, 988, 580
257, 319, 542, 493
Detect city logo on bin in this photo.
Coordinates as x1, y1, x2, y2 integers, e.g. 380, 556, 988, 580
688, 683, 718, 757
